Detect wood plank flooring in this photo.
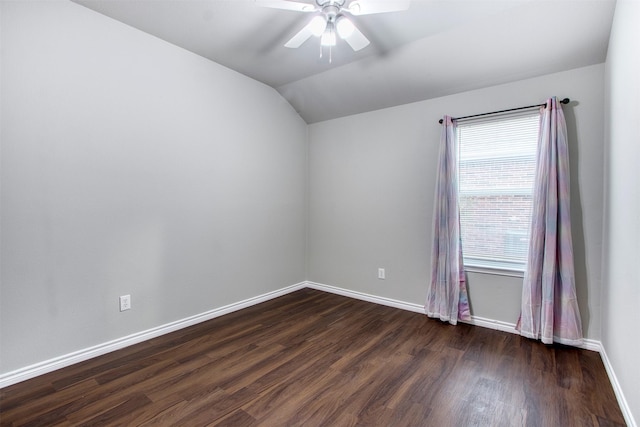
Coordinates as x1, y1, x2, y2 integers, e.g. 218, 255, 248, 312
0, 289, 626, 426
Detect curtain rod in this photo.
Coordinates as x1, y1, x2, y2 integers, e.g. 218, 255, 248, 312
438, 98, 570, 124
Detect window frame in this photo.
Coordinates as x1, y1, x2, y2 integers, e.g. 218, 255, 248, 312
456, 109, 541, 277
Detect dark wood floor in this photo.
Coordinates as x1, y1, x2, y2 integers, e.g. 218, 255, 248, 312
0, 289, 626, 426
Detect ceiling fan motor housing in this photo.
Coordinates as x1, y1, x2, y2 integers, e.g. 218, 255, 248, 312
316, 0, 346, 6
270, 0, 399, 52
317, 0, 346, 22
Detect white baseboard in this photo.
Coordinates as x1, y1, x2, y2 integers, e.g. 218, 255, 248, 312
306, 281, 636, 424
1, 279, 634, 427
462, 315, 601, 352
461, 314, 519, 334
305, 281, 425, 314
306, 281, 601, 352
599, 344, 637, 427
0, 282, 306, 389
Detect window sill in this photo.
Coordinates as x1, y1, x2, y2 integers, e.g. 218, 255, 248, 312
464, 265, 525, 278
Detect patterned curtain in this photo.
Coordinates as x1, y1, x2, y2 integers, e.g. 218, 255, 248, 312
426, 116, 471, 325
517, 97, 583, 345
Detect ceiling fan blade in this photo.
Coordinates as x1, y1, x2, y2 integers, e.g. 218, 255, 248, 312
343, 24, 370, 51
255, 0, 317, 12
284, 20, 316, 48
346, 0, 410, 16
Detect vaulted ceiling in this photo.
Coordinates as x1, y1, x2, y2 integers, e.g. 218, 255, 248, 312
73, 0, 615, 123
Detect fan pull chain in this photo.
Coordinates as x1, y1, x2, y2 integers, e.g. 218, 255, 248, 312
318, 45, 332, 63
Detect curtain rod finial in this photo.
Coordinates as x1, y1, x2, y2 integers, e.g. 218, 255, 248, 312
560, 98, 570, 104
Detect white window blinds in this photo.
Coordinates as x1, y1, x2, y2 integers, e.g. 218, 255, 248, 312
457, 110, 540, 272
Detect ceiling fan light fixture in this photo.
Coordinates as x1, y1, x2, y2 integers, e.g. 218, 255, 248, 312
309, 15, 327, 36
336, 16, 354, 39
262, 0, 408, 54
320, 22, 336, 46
320, 29, 336, 46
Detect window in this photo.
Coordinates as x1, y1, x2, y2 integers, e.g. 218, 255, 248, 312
457, 111, 540, 274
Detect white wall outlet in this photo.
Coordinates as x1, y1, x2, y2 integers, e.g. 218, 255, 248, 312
119, 294, 131, 312
378, 268, 386, 280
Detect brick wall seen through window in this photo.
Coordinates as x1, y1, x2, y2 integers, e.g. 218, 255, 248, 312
457, 111, 540, 272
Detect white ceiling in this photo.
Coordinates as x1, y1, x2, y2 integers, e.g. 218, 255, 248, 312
73, 0, 615, 123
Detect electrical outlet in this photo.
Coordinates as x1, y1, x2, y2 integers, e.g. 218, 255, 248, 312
119, 295, 131, 312
378, 268, 386, 280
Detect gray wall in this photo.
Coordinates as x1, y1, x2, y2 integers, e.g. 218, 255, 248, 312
602, 0, 640, 423
0, 0, 622, 398
308, 64, 605, 340
0, 1, 307, 374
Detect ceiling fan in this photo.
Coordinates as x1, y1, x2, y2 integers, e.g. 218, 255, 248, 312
256, 0, 411, 53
